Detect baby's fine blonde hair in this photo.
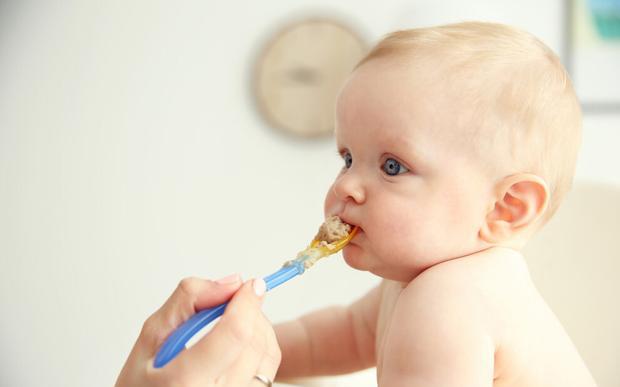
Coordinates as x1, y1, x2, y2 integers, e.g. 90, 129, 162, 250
358, 21, 582, 221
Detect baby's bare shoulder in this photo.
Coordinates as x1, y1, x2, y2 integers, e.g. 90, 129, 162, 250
381, 249, 597, 386
388, 248, 532, 343
405, 247, 530, 301
378, 251, 511, 384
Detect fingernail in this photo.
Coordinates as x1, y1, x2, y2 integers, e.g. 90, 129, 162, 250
252, 278, 266, 296
215, 273, 241, 285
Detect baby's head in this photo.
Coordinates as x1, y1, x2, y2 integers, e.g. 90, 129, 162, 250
324, 22, 581, 281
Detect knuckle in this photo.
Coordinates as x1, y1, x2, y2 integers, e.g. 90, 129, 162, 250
140, 313, 159, 339
139, 313, 170, 348
177, 277, 201, 297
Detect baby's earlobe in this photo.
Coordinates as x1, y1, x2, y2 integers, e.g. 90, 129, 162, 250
479, 219, 511, 244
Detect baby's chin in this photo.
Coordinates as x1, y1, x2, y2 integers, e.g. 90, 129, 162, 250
341, 244, 367, 271
344, 245, 427, 283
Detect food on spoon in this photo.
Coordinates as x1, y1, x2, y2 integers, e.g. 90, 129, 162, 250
314, 215, 352, 246
292, 215, 353, 269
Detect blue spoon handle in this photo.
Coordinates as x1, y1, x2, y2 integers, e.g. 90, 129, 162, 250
153, 261, 304, 368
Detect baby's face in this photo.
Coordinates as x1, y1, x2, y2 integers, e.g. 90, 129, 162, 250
324, 58, 495, 281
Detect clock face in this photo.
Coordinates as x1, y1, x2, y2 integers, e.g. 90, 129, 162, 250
254, 19, 366, 138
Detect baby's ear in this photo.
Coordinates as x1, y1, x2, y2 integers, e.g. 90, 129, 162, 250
479, 174, 549, 245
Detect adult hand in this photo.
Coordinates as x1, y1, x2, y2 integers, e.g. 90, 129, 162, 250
115, 275, 281, 387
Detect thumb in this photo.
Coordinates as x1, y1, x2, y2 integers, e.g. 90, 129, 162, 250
171, 278, 267, 380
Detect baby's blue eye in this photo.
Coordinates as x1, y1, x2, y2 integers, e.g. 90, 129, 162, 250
343, 151, 353, 168
382, 158, 409, 176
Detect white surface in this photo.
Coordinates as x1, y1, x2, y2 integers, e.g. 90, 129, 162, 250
0, 1, 618, 387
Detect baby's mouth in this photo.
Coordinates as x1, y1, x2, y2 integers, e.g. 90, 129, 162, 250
339, 216, 358, 233
338, 217, 361, 241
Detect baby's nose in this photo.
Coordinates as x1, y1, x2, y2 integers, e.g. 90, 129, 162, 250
332, 172, 365, 204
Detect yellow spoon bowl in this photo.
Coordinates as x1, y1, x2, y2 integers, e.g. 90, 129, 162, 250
294, 226, 359, 269
310, 226, 359, 254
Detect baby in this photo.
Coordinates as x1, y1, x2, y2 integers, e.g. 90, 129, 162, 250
274, 22, 597, 386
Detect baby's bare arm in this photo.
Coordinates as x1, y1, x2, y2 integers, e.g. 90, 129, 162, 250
380, 269, 495, 387
274, 285, 381, 379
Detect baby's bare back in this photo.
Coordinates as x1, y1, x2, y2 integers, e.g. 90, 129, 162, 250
375, 247, 597, 386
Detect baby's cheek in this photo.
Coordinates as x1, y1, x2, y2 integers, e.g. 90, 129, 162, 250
374, 205, 414, 236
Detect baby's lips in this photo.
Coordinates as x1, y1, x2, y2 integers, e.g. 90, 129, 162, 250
337, 214, 359, 233
324, 204, 359, 234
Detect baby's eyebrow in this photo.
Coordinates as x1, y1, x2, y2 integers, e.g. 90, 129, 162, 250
379, 133, 414, 152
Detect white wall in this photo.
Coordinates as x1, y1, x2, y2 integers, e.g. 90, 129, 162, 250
0, 1, 617, 387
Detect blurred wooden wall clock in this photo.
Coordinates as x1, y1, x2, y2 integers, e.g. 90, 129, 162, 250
253, 18, 367, 138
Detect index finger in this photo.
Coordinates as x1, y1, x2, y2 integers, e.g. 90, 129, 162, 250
138, 275, 243, 357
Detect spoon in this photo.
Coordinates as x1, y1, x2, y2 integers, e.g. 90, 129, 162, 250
153, 224, 358, 368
